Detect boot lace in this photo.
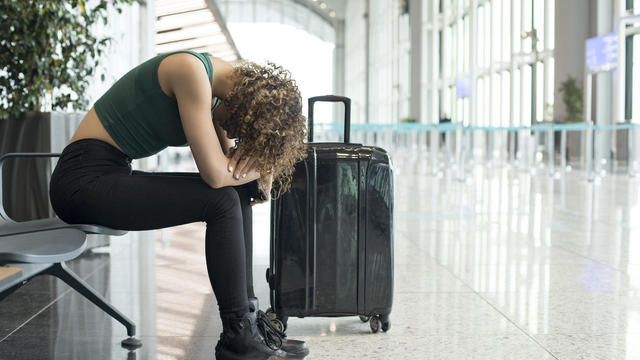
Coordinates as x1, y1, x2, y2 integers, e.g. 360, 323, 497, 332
255, 310, 285, 351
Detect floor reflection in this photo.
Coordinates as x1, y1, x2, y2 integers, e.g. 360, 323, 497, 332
1, 165, 640, 359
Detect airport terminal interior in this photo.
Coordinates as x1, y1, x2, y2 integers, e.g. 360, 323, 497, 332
1, 0, 640, 359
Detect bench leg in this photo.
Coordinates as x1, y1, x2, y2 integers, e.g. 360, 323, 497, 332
0, 279, 27, 302
43, 262, 142, 349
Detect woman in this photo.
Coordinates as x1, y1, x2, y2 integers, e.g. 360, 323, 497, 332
48, 50, 308, 360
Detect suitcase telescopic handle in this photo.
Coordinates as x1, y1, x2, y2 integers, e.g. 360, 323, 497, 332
308, 95, 351, 143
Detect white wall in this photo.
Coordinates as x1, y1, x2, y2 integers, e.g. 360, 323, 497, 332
344, 0, 410, 124
88, 2, 156, 106
344, 1, 367, 124
553, 0, 592, 124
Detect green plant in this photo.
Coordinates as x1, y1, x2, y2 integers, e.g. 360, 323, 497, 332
0, 0, 138, 119
558, 75, 584, 123
544, 102, 553, 121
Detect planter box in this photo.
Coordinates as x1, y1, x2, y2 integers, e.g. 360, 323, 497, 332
0, 112, 83, 221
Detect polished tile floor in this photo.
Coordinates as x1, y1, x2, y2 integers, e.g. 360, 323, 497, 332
1, 162, 639, 359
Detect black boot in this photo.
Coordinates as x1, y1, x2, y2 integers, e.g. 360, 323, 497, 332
249, 297, 309, 358
215, 311, 289, 360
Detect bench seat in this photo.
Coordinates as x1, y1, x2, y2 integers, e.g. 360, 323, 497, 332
0, 216, 127, 237
0, 227, 87, 263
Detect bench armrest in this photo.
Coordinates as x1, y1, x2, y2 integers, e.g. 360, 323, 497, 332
0, 153, 61, 222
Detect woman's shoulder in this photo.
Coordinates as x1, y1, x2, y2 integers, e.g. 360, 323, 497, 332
157, 52, 213, 97
159, 51, 210, 74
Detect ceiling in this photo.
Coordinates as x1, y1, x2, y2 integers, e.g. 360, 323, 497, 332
155, 0, 241, 60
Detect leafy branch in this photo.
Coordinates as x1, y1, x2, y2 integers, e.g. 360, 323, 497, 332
0, 0, 138, 118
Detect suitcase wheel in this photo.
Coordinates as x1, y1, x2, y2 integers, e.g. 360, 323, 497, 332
271, 316, 288, 332
271, 318, 285, 332
266, 308, 289, 333
369, 316, 380, 333
369, 314, 391, 333
278, 316, 289, 332
380, 313, 390, 332
381, 319, 391, 332
265, 308, 277, 320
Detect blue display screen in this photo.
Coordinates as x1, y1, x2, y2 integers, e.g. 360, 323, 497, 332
456, 77, 470, 99
586, 32, 618, 74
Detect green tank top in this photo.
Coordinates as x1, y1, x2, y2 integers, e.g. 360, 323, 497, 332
93, 50, 222, 159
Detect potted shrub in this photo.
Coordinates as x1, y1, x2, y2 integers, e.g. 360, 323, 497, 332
558, 75, 585, 165
559, 75, 584, 123
0, 0, 135, 221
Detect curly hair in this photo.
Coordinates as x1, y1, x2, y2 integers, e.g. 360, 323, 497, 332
219, 61, 307, 198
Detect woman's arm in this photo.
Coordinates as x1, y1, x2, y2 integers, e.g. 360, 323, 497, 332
214, 120, 236, 157
212, 103, 237, 157
170, 54, 259, 188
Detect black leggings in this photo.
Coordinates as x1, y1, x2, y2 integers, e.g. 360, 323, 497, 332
49, 138, 255, 316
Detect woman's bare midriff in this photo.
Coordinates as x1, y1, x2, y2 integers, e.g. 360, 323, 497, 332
67, 107, 127, 154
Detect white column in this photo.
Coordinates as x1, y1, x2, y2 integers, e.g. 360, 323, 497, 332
469, 0, 477, 128
333, 19, 346, 124
410, 0, 423, 122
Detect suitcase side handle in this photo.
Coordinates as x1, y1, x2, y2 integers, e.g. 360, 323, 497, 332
308, 95, 351, 143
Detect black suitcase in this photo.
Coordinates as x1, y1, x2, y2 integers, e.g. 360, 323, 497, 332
265, 95, 394, 334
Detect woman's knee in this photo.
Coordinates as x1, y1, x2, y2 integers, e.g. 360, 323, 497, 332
232, 185, 251, 206
203, 186, 242, 222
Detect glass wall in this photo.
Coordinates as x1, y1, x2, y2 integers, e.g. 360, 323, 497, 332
424, 0, 555, 127
631, 0, 639, 123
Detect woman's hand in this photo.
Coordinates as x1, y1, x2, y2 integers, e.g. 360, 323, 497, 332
250, 174, 273, 206
227, 147, 258, 180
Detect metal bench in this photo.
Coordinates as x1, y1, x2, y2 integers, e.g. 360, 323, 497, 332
0, 152, 141, 349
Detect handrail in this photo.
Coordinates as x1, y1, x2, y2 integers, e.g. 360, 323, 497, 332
0, 153, 62, 222
310, 121, 640, 134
